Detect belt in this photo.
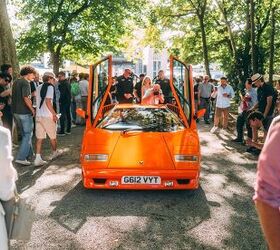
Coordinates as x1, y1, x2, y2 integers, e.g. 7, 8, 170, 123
201, 97, 210, 99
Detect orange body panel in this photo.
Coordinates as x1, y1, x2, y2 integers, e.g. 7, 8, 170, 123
80, 105, 201, 190
79, 56, 202, 190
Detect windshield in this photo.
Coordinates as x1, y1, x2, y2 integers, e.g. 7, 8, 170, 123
97, 107, 185, 132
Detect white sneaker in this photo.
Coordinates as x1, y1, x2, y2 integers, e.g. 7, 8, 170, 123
210, 126, 219, 134
15, 159, 31, 166
34, 158, 47, 167
220, 129, 229, 135
49, 150, 61, 161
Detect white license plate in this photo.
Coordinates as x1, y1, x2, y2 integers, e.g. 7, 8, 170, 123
121, 176, 161, 185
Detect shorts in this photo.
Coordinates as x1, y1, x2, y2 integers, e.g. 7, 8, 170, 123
36, 117, 57, 139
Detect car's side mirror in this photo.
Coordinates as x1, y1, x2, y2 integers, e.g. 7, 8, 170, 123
194, 109, 206, 119
76, 108, 87, 119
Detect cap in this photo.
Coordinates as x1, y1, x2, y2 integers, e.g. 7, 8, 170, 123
43, 72, 56, 79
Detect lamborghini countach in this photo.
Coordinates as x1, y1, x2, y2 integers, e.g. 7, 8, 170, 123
77, 55, 205, 190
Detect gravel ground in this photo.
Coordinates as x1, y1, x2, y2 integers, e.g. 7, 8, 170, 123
11, 124, 266, 250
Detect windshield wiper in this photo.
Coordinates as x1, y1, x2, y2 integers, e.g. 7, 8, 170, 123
121, 123, 161, 134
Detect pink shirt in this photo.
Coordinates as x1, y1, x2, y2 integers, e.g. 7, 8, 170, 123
254, 116, 280, 210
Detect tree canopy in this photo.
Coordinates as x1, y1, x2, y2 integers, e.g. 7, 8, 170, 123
144, 0, 280, 88
16, 0, 145, 74
11, 0, 280, 87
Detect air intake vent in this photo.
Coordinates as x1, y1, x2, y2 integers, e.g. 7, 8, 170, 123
93, 178, 106, 185
177, 179, 190, 185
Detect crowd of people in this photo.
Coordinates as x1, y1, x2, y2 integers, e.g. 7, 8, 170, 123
112, 69, 170, 105
193, 73, 280, 249
193, 73, 280, 156
0, 64, 91, 167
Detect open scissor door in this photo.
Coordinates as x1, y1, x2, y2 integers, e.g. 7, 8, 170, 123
87, 55, 113, 127
169, 56, 195, 128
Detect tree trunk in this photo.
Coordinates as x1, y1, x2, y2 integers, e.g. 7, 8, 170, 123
250, 0, 257, 73
51, 52, 61, 76
0, 0, 19, 76
216, 1, 243, 85
243, 0, 251, 79
268, 7, 276, 85
198, 17, 211, 77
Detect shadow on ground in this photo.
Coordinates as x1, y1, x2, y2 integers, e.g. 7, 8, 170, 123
49, 184, 215, 249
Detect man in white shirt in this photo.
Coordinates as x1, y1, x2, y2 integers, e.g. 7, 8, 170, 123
211, 77, 235, 133
34, 72, 59, 166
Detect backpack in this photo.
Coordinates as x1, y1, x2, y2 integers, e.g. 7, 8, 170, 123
39, 83, 56, 112
71, 82, 80, 96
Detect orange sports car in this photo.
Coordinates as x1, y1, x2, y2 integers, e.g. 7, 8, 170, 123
77, 55, 205, 190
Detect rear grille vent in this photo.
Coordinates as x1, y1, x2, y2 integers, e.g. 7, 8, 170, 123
177, 179, 190, 185
93, 178, 106, 185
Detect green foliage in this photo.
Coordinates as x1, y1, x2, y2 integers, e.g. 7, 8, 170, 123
146, 0, 280, 88
16, 0, 146, 67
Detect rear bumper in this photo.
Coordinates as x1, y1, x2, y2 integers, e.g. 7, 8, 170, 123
82, 168, 200, 190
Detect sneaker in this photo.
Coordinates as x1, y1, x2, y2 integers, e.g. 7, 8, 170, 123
65, 131, 71, 135
71, 124, 77, 128
220, 129, 229, 135
246, 147, 255, 153
231, 138, 243, 143
34, 158, 47, 167
57, 132, 66, 136
210, 126, 218, 134
15, 159, 31, 166
49, 150, 61, 161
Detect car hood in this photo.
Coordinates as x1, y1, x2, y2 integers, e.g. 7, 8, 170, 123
84, 128, 199, 169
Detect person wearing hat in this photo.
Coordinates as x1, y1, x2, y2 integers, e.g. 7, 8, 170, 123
250, 73, 276, 118
247, 73, 277, 153
34, 72, 60, 166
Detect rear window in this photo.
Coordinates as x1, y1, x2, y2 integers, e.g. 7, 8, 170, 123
97, 107, 185, 132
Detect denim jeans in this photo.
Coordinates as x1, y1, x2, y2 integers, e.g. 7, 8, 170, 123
199, 98, 211, 121
14, 114, 34, 161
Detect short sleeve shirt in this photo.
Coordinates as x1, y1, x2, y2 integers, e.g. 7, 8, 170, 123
36, 84, 54, 118
134, 81, 142, 99
254, 116, 280, 209
155, 78, 171, 97
11, 78, 32, 114
257, 83, 276, 116
116, 76, 133, 103
0, 85, 8, 106
198, 82, 214, 98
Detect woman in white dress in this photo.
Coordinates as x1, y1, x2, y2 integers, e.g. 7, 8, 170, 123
0, 126, 18, 250
141, 76, 153, 104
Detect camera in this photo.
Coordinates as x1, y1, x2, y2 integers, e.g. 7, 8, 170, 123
153, 91, 159, 96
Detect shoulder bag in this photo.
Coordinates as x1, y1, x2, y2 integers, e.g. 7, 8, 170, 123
2, 189, 35, 241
